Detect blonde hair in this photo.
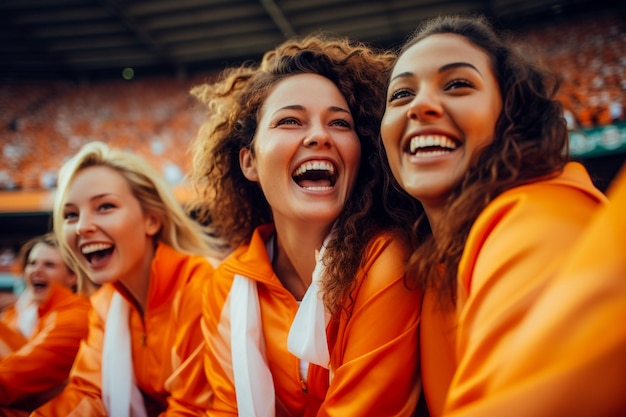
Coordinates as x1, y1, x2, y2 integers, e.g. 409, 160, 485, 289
53, 141, 225, 280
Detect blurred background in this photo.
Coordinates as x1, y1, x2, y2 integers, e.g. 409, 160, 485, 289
1, 0, 625, 279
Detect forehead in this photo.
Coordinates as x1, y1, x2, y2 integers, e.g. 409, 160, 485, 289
393, 33, 493, 76
261, 73, 349, 114
29, 242, 62, 261
68, 165, 130, 196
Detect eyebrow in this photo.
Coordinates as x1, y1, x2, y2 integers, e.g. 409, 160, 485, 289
271, 104, 351, 117
390, 61, 483, 82
63, 193, 113, 208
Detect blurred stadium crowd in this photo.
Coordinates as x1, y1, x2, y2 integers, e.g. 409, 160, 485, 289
1, 13, 624, 193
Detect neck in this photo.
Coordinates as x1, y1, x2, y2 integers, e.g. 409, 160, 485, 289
272, 218, 330, 300
118, 240, 157, 315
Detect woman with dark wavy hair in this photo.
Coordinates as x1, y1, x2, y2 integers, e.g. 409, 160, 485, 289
189, 33, 423, 416
380, 14, 608, 416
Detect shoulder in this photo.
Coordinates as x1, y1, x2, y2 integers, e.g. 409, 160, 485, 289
354, 231, 412, 295
476, 165, 607, 238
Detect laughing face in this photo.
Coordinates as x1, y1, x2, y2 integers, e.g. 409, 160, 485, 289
239, 73, 361, 228
381, 33, 502, 223
25, 242, 77, 304
61, 165, 161, 286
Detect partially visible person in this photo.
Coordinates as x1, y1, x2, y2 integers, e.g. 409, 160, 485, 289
442, 162, 626, 416
379, 14, 608, 416
32, 141, 225, 417
0, 232, 90, 416
189, 34, 423, 416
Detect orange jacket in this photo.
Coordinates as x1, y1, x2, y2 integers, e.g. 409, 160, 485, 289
32, 243, 214, 417
418, 162, 608, 416
443, 164, 626, 417
0, 283, 90, 410
204, 225, 422, 417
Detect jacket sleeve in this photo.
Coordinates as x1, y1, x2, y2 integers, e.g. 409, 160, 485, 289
444, 168, 626, 417
162, 260, 214, 416
319, 235, 422, 417
0, 320, 27, 358
0, 296, 90, 408
202, 264, 238, 417
31, 293, 108, 417
443, 181, 607, 415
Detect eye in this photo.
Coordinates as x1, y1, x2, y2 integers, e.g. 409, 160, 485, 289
63, 210, 78, 220
97, 202, 116, 211
388, 88, 413, 103
444, 79, 475, 91
276, 117, 301, 126
330, 118, 352, 129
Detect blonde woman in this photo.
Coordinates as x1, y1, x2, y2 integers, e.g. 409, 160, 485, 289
33, 141, 225, 417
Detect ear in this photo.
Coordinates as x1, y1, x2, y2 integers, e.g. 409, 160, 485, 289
144, 212, 162, 237
239, 147, 259, 182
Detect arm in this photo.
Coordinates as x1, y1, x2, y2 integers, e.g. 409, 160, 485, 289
0, 296, 90, 408
202, 263, 238, 417
319, 235, 422, 417
444, 182, 606, 414
0, 320, 27, 359
444, 169, 626, 417
162, 260, 214, 416
31, 292, 109, 417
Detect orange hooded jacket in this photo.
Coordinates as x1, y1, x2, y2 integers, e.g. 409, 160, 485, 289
418, 162, 608, 416
32, 243, 214, 417
0, 283, 90, 413
203, 225, 422, 417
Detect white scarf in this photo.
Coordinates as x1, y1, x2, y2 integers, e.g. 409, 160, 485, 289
228, 235, 331, 417
287, 242, 331, 368
102, 292, 148, 417
16, 289, 38, 338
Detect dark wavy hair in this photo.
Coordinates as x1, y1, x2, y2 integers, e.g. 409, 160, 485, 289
188, 34, 420, 314
393, 15, 570, 307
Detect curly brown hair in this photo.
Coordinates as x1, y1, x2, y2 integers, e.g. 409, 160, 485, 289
391, 15, 570, 307
188, 33, 420, 314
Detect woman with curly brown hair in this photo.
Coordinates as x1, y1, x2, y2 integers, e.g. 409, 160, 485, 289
380, 15, 609, 416
188, 34, 423, 416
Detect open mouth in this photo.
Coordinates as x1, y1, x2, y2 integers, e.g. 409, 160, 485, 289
407, 135, 459, 157
81, 242, 114, 267
292, 160, 337, 191
31, 279, 48, 291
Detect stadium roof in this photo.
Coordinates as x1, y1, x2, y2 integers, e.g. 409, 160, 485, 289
0, 0, 611, 82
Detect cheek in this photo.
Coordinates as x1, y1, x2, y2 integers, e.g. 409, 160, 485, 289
381, 112, 402, 150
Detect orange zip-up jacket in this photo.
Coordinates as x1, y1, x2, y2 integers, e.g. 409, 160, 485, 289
0, 283, 90, 412
32, 243, 214, 417
418, 162, 607, 417
440, 164, 626, 416
204, 224, 422, 417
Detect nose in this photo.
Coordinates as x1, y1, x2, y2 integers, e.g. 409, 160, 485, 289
75, 214, 96, 237
407, 87, 443, 121
303, 123, 333, 149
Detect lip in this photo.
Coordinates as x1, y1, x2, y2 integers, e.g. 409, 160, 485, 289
402, 128, 461, 153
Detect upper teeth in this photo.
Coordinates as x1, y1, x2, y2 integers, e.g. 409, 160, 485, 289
81, 243, 112, 254
409, 135, 457, 153
293, 160, 335, 176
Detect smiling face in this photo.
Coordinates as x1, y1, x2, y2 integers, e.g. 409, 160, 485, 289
239, 72, 361, 229
24, 242, 76, 304
61, 165, 161, 286
381, 33, 502, 224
